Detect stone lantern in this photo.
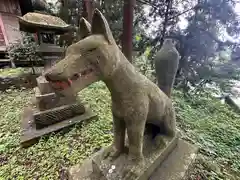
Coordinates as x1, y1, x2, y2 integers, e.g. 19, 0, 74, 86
19, 12, 96, 147
18, 12, 72, 69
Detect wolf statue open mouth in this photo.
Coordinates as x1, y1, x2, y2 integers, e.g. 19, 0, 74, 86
44, 60, 100, 95
45, 65, 96, 91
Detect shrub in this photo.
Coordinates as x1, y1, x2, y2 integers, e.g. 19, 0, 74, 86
133, 49, 156, 82
6, 33, 41, 62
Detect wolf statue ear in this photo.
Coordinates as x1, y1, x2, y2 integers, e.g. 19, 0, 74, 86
79, 17, 91, 40
91, 9, 115, 44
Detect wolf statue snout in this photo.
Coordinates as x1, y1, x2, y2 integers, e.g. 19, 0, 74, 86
44, 72, 72, 91
45, 72, 60, 82
45, 71, 69, 83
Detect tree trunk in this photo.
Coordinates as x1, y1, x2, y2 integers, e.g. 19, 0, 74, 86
122, 0, 135, 62
159, 0, 172, 48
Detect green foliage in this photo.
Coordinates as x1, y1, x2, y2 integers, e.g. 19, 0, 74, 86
6, 34, 40, 62
99, 0, 123, 43
0, 82, 112, 179
0, 80, 239, 179
173, 90, 240, 179
133, 50, 155, 82
173, 0, 240, 90
0, 68, 27, 77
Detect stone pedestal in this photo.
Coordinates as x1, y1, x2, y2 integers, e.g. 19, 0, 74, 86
68, 136, 198, 180
225, 95, 240, 112
150, 139, 198, 180
36, 76, 53, 94
20, 76, 96, 147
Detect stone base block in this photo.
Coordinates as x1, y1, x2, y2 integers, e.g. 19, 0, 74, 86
225, 95, 240, 112
34, 87, 77, 111
34, 103, 85, 129
36, 76, 53, 94
68, 133, 180, 180
20, 106, 96, 148
150, 139, 198, 180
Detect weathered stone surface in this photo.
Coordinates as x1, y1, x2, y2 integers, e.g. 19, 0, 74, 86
150, 139, 198, 180
68, 134, 179, 180
34, 87, 56, 110
34, 87, 77, 111
154, 39, 180, 98
34, 102, 85, 129
68, 139, 198, 180
68, 159, 105, 180
36, 76, 53, 94
18, 12, 71, 34
225, 95, 240, 112
0, 73, 38, 91
21, 106, 96, 147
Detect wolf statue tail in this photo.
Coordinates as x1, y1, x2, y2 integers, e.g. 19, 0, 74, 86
154, 39, 180, 98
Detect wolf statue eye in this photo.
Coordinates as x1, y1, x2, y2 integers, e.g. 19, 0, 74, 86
88, 48, 97, 52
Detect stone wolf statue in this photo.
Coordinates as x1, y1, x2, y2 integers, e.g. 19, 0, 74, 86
44, 9, 176, 165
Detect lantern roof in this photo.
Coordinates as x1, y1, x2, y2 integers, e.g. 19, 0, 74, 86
18, 12, 72, 34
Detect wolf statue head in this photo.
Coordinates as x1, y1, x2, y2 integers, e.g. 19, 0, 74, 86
44, 9, 122, 96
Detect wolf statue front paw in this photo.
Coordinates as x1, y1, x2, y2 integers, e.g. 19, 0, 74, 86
103, 145, 122, 161
127, 154, 144, 163
122, 156, 145, 180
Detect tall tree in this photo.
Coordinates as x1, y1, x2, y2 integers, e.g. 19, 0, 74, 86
159, 0, 173, 47
136, 0, 240, 91
175, 0, 240, 89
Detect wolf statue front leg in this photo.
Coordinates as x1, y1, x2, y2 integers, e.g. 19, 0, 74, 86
104, 99, 148, 164
104, 114, 126, 160
125, 104, 148, 163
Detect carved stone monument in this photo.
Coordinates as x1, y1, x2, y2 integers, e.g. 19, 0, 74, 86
20, 74, 96, 147
20, 12, 96, 147
154, 39, 180, 98
44, 9, 198, 180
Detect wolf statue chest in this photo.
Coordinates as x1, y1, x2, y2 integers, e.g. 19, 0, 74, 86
111, 98, 133, 118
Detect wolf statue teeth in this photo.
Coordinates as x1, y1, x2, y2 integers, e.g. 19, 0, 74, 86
44, 9, 177, 167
